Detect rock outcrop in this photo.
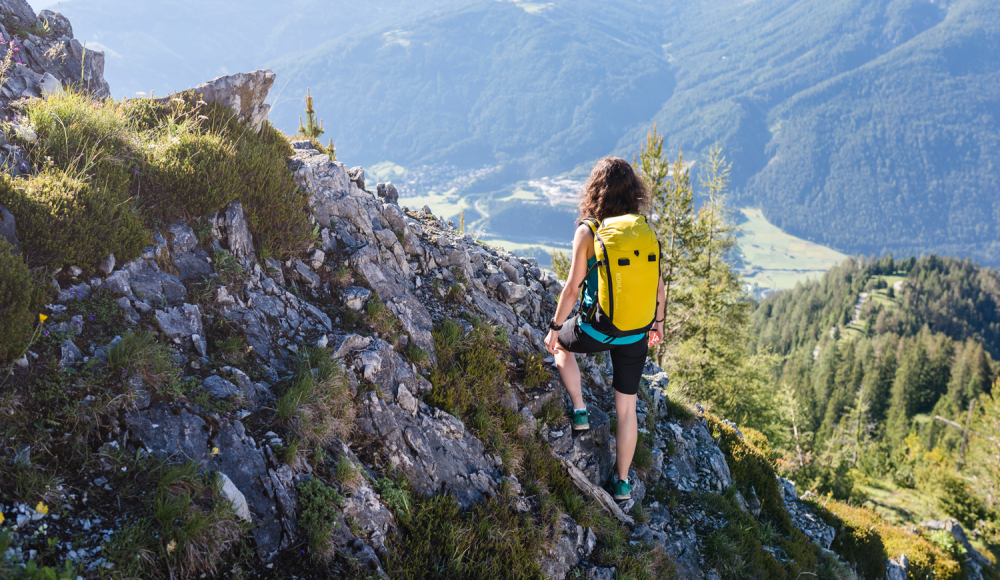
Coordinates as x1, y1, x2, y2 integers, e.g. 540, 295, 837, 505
0, 0, 110, 108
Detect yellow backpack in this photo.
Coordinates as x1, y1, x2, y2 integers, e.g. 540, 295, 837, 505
580, 215, 660, 338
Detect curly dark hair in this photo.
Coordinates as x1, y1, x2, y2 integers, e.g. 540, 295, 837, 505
576, 156, 649, 225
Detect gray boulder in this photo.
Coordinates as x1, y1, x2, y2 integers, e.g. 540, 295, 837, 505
218, 473, 251, 521
19, 34, 109, 98
586, 568, 615, 580
154, 303, 207, 357
538, 514, 593, 580
662, 420, 733, 493
182, 69, 275, 131
202, 375, 240, 399
115, 258, 186, 304
212, 201, 254, 260
778, 477, 835, 549
172, 247, 213, 281
0, 0, 36, 25
343, 286, 372, 311
351, 338, 431, 400
38, 10, 72, 37
886, 555, 908, 580
97, 254, 115, 275
57, 282, 90, 302
126, 403, 210, 460
59, 339, 83, 367
292, 259, 321, 289
348, 166, 366, 190
545, 405, 613, 486
376, 182, 399, 205
357, 391, 499, 508
125, 404, 298, 559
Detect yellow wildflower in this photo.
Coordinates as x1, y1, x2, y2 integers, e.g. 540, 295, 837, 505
166, 539, 177, 554
211, 447, 220, 457
0, 512, 5, 525
39, 313, 48, 323
35, 502, 48, 515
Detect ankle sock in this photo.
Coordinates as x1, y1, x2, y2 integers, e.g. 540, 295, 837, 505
574, 407, 587, 413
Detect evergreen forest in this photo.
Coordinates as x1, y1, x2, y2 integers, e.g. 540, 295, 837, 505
748, 255, 1000, 555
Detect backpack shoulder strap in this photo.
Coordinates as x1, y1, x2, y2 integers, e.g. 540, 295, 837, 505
577, 218, 605, 289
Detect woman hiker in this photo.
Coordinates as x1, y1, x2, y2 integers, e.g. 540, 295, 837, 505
544, 156, 666, 502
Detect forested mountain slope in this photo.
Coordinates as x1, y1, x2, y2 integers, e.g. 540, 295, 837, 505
750, 256, 1000, 545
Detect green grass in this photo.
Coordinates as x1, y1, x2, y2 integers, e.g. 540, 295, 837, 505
276, 346, 355, 447
107, 331, 180, 393
297, 477, 345, 561
4, 89, 312, 274
736, 208, 847, 292
101, 460, 244, 579
383, 493, 545, 580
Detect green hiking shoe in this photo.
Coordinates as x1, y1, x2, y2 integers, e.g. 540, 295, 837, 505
572, 409, 590, 431
612, 477, 632, 501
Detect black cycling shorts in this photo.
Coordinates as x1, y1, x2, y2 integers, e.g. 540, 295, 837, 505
556, 316, 648, 396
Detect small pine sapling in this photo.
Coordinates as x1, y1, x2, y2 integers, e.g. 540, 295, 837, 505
298, 88, 325, 139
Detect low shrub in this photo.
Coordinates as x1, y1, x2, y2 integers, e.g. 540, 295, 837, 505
365, 295, 399, 335
297, 477, 344, 561
0, 169, 149, 269
18, 90, 311, 268
191, 97, 311, 257
0, 240, 47, 362
806, 499, 887, 579
707, 415, 820, 577
520, 350, 550, 389
810, 496, 962, 580
426, 319, 508, 417
146, 130, 240, 216
938, 474, 988, 530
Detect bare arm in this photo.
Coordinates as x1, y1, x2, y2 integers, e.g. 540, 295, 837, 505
553, 225, 594, 326
545, 225, 592, 353
649, 276, 665, 346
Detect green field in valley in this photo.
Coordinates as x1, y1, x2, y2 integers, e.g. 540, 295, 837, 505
736, 208, 847, 294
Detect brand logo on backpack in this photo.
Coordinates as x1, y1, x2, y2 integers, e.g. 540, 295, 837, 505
616, 272, 622, 295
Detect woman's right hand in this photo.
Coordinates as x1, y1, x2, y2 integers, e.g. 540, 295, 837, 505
648, 321, 664, 347
545, 329, 562, 354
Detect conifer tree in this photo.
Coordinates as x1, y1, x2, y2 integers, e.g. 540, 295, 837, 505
298, 88, 325, 139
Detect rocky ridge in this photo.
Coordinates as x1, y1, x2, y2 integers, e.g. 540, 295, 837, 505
4, 123, 921, 578
0, 10, 988, 573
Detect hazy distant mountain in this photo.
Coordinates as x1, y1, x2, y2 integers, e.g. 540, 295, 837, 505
27, 0, 436, 97
35, 0, 1000, 265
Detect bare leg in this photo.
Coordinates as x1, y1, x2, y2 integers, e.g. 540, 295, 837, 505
554, 348, 585, 410
615, 391, 637, 481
